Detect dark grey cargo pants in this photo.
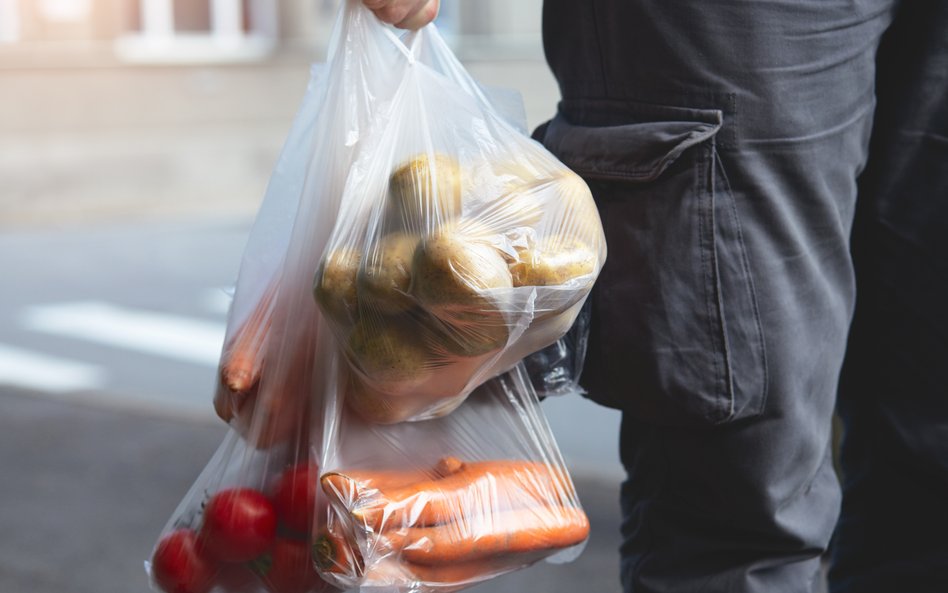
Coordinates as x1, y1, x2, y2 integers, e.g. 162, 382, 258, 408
537, 1, 948, 591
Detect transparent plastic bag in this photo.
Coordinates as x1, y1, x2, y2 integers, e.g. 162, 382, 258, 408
523, 297, 591, 398
146, 56, 343, 593
210, 1, 420, 447
149, 3, 595, 592
315, 364, 589, 593
312, 5, 606, 425
146, 411, 334, 593
146, 5, 409, 592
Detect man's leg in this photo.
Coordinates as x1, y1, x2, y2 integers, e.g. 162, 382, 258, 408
830, 1, 948, 591
540, 0, 895, 590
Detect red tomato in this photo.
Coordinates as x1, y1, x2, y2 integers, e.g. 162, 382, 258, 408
257, 537, 328, 593
200, 487, 277, 562
151, 529, 217, 593
272, 463, 320, 534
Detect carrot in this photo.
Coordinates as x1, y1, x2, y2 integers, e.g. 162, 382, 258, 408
214, 279, 279, 421
321, 468, 438, 531
403, 554, 543, 583
353, 458, 574, 530
387, 505, 589, 565
433, 456, 465, 477
364, 555, 542, 588
312, 525, 364, 577
321, 469, 430, 502
213, 381, 252, 423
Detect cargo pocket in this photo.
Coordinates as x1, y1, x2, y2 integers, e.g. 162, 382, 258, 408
541, 103, 767, 425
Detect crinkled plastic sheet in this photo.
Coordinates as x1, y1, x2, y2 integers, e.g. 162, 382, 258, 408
316, 365, 589, 593
312, 5, 605, 426
147, 3, 599, 593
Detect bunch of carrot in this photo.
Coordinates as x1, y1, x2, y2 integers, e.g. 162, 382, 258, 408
213, 277, 320, 449
214, 278, 279, 424
316, 456, 589, 589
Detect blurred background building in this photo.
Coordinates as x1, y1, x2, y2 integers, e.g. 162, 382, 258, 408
0, 0, 545, 66
0, 0, 556, 227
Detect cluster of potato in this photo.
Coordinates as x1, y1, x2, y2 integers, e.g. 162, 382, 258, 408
314, 152, 603, 424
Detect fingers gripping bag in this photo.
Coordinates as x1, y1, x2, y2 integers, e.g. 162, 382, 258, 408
312, 4, 606, 425
146, 6, 429, 593
315, 363, 590, 593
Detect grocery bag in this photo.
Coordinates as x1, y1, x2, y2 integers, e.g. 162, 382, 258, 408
315, 364, 589, 593
147, 402, 332, 593
146, 5, 411, 591
149, 2, 599, 591
312, 2, 606, 424
523, 298, 592, 398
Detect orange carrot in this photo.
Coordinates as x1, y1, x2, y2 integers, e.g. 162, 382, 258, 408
353, 458, 574, 530
364, 555, 542, 588
387, 505, 589, 565
214, 279, 279, 421
322, 469, 430, 500
432, 456, 465, 477
312, 525, 364, 577
321, 468, 433, 528
403, 560, 508, 585
213, 381, 250, 423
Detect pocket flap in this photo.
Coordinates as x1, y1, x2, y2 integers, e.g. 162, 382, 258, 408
543, 110, 722, 182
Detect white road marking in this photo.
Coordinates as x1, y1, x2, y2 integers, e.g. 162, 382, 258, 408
21, 301, 226, 366
0, 343, 106, 392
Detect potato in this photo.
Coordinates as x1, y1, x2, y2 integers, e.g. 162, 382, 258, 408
358, 232, 419, 314
344, 313, 504, 423
346, 317, 433, 395
389, 153, 463, 231
480, 158, 547, 228
491, 298, 586, 373
313, 248, 361, 326
510, 236, 598, 288
411, 228, 513, 321
426, 311, 509, 357
345, 378, 425, 425
346, 375, 470, 425
552, 170, 603, 246
486, 151, 559, 191
487, 185, 545, 230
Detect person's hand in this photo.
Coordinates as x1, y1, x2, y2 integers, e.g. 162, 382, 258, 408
362, 0, 440, 30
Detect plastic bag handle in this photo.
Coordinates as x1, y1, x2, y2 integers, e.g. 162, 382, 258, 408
380, 26, 421, 64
